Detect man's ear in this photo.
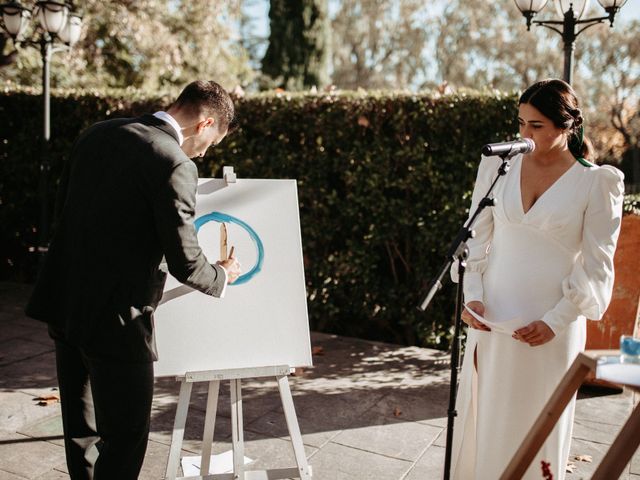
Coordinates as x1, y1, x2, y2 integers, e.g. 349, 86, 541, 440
196, 117, 215, 134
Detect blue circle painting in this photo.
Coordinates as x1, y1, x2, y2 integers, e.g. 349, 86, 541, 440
194, 212, 264, 286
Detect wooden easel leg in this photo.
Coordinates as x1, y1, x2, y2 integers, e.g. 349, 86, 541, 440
277, 375, 312, 479
165, 380, 193, 480
591, 400, 640, 480
200, 380, 220, 476
230, 378, 245, 479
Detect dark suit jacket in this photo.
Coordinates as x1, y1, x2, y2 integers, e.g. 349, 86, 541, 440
26, 114, 226, 362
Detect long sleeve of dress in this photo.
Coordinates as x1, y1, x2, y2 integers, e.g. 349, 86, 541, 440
451, 156, 500, 303
541, 166, 625, 335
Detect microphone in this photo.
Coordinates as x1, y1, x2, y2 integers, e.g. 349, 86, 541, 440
482, 138, 535, 157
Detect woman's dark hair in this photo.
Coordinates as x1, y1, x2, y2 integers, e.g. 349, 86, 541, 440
519, 79, 594, 161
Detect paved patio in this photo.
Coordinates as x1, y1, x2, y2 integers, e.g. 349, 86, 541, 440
0, 281, 638, 479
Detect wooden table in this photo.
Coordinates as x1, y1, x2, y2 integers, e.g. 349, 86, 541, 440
499, 351, 640, 480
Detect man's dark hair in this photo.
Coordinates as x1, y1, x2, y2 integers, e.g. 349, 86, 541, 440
172, 80, 235, 129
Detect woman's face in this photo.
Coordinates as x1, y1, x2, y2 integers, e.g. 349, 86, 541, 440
518, 103, 568, 157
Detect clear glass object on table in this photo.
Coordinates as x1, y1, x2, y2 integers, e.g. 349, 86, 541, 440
620, 335, 640, 364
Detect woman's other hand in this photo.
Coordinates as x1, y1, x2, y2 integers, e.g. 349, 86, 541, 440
513, 320, 555, 346
461, 301, 491, 331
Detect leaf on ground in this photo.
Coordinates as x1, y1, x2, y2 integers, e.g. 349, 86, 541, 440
393, 407, 402, 417
312, 346, 325, 356
34, 394, 59, 406
565, 462, 577, 474
291, 367, 305, 377
574, 454, 592, 463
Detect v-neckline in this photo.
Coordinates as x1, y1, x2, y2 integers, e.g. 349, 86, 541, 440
518, 156, 578, 216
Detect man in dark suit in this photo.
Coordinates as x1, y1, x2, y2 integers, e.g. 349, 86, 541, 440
25, 80, 241, 479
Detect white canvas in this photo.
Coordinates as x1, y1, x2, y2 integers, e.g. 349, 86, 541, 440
153, 178, 312, 377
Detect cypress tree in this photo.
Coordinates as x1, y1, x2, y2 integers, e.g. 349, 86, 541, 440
261, 0, 330, 90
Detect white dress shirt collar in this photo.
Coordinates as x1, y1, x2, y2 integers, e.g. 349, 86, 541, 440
153, 111, 184, 146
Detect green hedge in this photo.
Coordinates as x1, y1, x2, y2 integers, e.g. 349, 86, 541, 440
1, 87, 522, 347
624, 193, 640, 215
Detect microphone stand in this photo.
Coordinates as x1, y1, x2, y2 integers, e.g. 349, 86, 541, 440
417, 154, 513, 480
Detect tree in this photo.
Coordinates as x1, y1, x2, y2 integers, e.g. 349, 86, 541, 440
0, 1, 253, 92
0, 33, 17, 67
432, 0, 640, 188
239, 0, 270, 74
261, 0, 330, 90
330, 0, 431, 90
434, 0, 566, 90
579, 21, 640, 186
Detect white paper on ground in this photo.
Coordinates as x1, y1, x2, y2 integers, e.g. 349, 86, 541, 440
181, 450, 254, 476
463, 304, 528, 335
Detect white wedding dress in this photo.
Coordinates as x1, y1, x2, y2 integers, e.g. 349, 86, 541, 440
450, 154, 624, 480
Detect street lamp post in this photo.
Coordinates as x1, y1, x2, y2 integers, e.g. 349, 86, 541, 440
514, 0, 628, 84
0, 1, 83, 259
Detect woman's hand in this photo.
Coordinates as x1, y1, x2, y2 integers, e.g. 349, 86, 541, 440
513, 320, 555, 346
461, 301, 491, 332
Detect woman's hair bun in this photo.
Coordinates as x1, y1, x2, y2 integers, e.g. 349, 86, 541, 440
568, 108, 583, 130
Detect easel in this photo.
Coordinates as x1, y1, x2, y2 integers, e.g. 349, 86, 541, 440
164, 365, 312, 480
163, 167, 312, 479
500, 352, 640, 480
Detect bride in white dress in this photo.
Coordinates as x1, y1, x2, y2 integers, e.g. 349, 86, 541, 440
451, 79, 624, 480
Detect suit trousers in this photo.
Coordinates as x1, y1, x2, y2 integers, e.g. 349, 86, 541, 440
54, 338, 154, 480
